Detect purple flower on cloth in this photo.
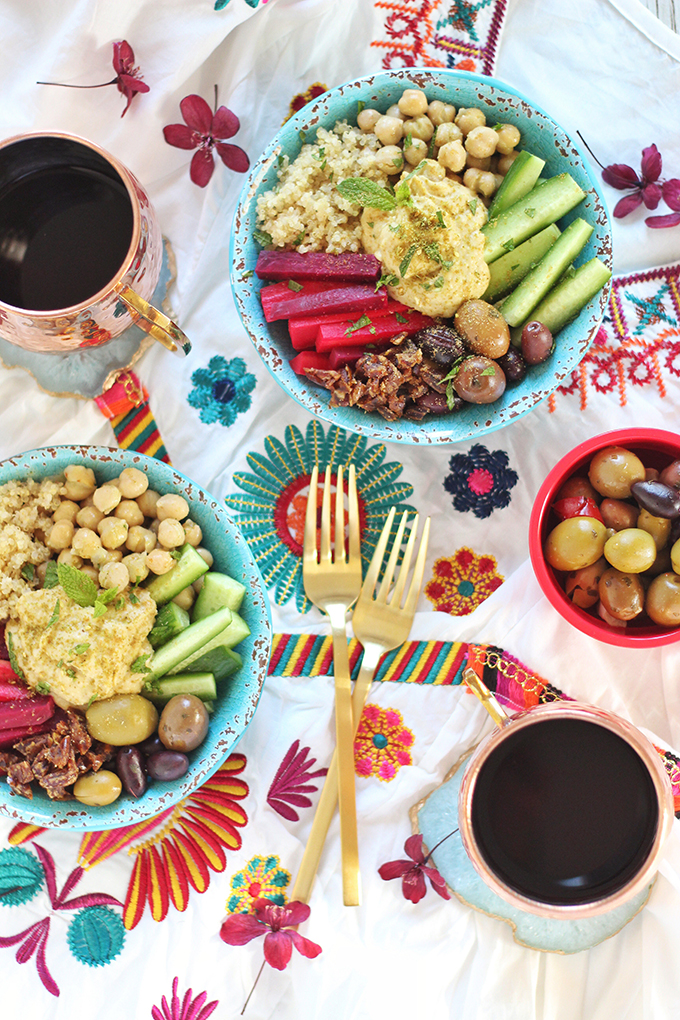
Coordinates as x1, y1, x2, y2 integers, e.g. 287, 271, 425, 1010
220, 898, 322, 970
266, 740, 328, 821
601, 144, 664, 218
443, 443, 518, 518
112, 40, 150, 116
646, 178, 680, 229
163, 93, 250, 187
151, 976, 218, 1020
378, 834, 451, 904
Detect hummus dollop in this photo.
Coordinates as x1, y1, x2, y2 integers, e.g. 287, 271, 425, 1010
360, 160, 490, 319
6, 587, 157, 709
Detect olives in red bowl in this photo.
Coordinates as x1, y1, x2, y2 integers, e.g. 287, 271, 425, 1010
529, 429, 680, 648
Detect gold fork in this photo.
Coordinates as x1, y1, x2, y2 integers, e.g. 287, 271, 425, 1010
293, 506, 430, 905
303, 463, 363, 906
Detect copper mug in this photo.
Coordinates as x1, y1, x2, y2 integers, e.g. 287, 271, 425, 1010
0, 132, 190, 356
458, 669, 675, 919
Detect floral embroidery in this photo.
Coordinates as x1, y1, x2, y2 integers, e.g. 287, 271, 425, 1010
152, 976, 218, 1020
547, 268, 680, 412
267, 740, 327, 821
227, 854, 291, 914
0, 844, 123, 996
354, 704, 414, 782
425, 549, 503, 615
443, 443, 518, 518
224, 421, 415, 612
187, 355, 256, 426
285, 83, 328, 122
370, 0, 507, 75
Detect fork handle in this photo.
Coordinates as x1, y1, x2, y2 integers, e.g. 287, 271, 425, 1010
292, 644, 382, 905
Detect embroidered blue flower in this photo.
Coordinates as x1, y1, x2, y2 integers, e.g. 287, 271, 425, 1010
67, 906, 125, 967
0, 846, 44, 906
187, 355, 256, 427
224, 421, 415, 612
444, 443, 518, 518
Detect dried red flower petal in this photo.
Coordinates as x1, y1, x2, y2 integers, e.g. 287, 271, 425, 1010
163, 91, 250, 189
219, 898, 322, 972
112, 41, 149, 117
378, 833, 452, 904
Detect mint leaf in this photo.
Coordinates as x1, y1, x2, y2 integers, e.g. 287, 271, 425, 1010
394, 179, 414, 208
45, 599, 60, 630
93, 585, 119, 619
399, 243, 419, 278
287, 279, 303, 292
71, 643, 90, 656
422, 241, 452, 270
43, 561, 59, 589
253, 229, 273, 248
345, 313, 372, 335
131, 654, 152, 674
436, 210, 445, 228
336, 178, 396, 211
376, 272, 399, 290
57, 562, 97, 608
5, 632, 24, 680
21, 563, 35, 582
35, 681, 51, 695
468, 199, 478, 215
395, 312, 409, 323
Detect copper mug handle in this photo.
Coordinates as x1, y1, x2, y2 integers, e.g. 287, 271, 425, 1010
117, 285, 191, 357
462, 667, 509, 728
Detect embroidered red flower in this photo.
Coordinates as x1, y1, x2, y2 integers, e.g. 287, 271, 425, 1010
219, 898, 322, 970
378, 833, 451, 904
112, 40, 150, 116
163, 93, 250, 187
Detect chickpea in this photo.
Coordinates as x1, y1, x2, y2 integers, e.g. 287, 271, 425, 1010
62, 464, 96, 501
398, 88, 428, 117
357, 108, 381, 133
455, 107, 486, 135
117, 467, 148, 499
80, 564, 99, 583
91, 547, 123, 569
57, 549, 83, 568
434, 122, 463, 147
374, 115, 404, 146
497, 151, 520, 175
53, 500, 80, 524
183, 520, 203, 547
465, 154, 491, 171
36, 561, 48, 585
385, 103, 406, 121
495, 123, 521, 155
115, 499, 145, 527
465, 125, 499, 159
149, 518, 161, 536
99, 560, 130, 591
71, 527, 102, 560
402, 115, 434, 143
403, 137, 428, 166
126, 525, 157, 554
463, 168, 498, 198
193, 576, 205, 594
374, 145, 404, 175
93, 484, 122, 514
75, 504, 104, 530
122, 552, 149, 585
428, 100, 456, 125
437, 139, 466, 173
172, 586, 195, 612
47, 519, 74, 552
420, 159, 446, 182
98, 517, 129, 550
136, 488, 160, 518
155, 493, 189, 522
157, 518, 186, 549
147, 548, 176, 575
196, 547, 214, 568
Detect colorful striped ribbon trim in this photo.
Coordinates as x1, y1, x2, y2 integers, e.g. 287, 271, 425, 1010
95, 370, 171, 463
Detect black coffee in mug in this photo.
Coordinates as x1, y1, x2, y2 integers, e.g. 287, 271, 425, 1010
470, 717, 659, 906
0, 136, 134, 311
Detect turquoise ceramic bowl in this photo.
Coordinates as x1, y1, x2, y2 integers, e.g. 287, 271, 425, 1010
0, 446, 272, 830
231, 69, 612, 445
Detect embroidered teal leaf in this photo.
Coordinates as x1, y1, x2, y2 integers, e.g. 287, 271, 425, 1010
0, 847, 45, 906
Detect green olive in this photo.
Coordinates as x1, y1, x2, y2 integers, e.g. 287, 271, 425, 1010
588, 447, 646, 499
637, 509, 671, 551
646, 573, 680, 626
604, 528, 657, 573
544, 517, 608, 572
86, 694, 158, 746
73, 770, 122, 806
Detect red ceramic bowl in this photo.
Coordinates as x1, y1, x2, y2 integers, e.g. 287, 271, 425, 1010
529, 428, 680, 648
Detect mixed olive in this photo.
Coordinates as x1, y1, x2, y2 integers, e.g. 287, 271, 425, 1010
544, 445, 680, 629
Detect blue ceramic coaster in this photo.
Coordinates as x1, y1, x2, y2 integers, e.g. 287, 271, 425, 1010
0, 240, 174, 399
416, 753, 653, 954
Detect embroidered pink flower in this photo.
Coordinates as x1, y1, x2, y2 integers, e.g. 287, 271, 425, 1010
378, 834, 451, 904
163, 94, 250, 187
219, 898, 322, 970
354, 704, 414, 782
112, 40, 150, 116
152, 976, 218, 1020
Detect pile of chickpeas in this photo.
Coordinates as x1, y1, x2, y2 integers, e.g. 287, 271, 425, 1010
42, 464, 211, 611
356, 87, 522, 203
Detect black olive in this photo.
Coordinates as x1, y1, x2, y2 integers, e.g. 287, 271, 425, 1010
412, 323, 468, 367
496, 347, 527, 386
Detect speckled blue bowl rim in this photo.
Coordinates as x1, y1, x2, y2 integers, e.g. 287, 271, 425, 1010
230, 68, 613, 446
0, 446, 272, 831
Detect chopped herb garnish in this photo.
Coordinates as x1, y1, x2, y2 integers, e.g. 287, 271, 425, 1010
277, 153, 285, 168
129, 591, 139, 605
368, 221, 375, 228
114, 596, 125, 611
169, 549, 182, 561
468, 199, 478, 215
240, 270, 254, 281
422, 241, 452, 270
131, 654, 153, 674
87, 694, 98, 708
481, 365, 496, 377
357, 100, 365, 115
336, 178, 396, 211
345, 313, 372, 335
43, 561, 59, 589
427, 134, 437, 159
502, 239, 516, 252
395, 312, 409, 323
436, 210, 446, 228
524, 207, 536, 218
376, 272, 399, 290
369, 326, 376, 334
21, 563, 35, 582
393, 179, 414, 208
45, 599, 60, 630
253, 229, 273, 249
404, 133, 413, 151
292, 229, 306, 245
313, 146, 326, 161
71, 643, 90, 656
6, 632, 24, 679
399, 243, 418, 278
432, 277, 445, 288
287, 279, 304, 292
299, 130, 307, 145
35, 682, 51, 695
92, 586, 119, 619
